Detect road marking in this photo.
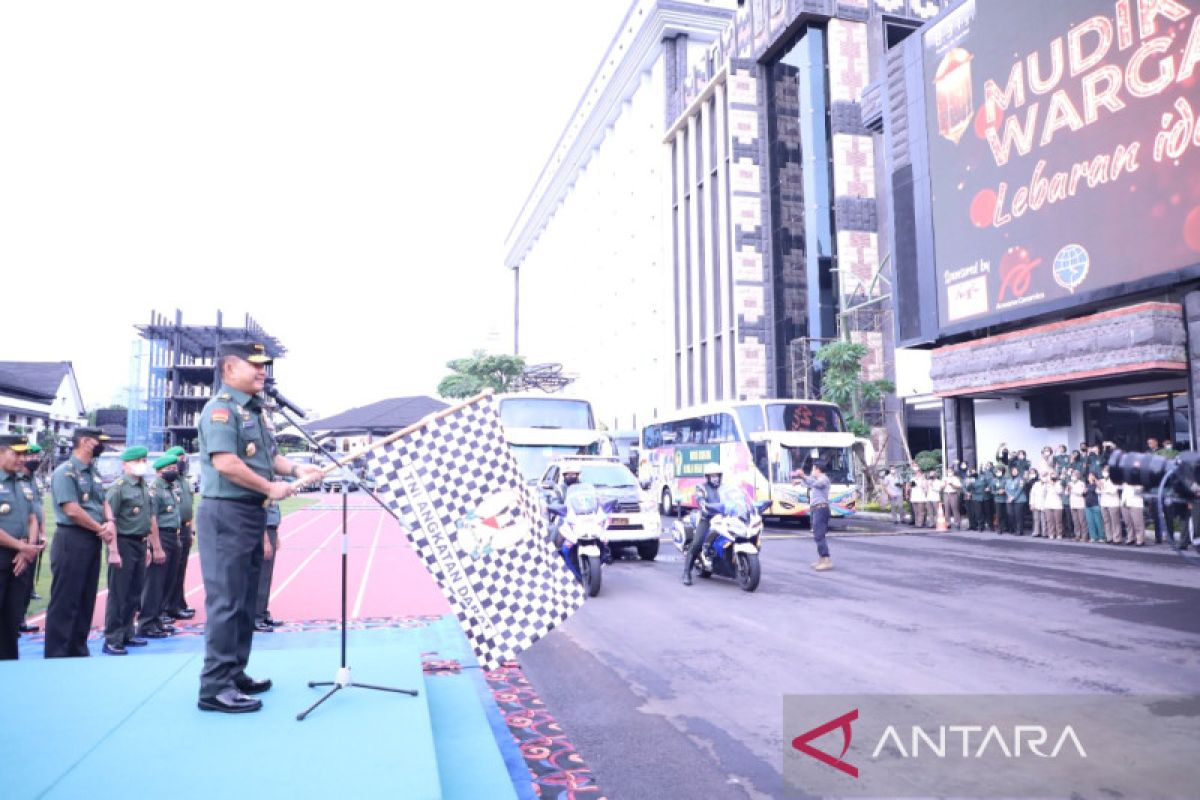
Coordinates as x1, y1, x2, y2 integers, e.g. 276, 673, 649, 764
269, 513, 359, 603
352, 510, 386, 618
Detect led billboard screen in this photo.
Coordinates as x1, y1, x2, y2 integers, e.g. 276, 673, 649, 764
923, 0, 1200, 331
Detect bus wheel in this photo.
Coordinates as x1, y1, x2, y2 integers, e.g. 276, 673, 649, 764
660, 488, 674, 517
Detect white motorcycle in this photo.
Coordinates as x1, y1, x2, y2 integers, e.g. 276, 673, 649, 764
672, 486, 764, 592
548, 485, 611, 598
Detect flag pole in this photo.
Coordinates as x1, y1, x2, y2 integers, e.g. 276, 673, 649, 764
293, 390, 494, 488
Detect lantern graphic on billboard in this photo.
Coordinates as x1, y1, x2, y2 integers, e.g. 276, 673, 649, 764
934, 47, 974, 145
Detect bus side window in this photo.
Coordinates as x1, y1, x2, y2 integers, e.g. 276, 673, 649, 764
752, 443, 769, 481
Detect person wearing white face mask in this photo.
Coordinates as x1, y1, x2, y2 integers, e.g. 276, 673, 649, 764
100, 446, 165, 655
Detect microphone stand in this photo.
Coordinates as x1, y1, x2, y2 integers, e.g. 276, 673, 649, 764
268, 401, 419, 721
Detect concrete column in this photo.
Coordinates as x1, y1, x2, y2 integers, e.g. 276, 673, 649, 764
942, 397, 976, 469
1184, 292, 1200, 451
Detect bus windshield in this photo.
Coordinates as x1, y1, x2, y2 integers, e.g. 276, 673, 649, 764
776, 446, 852, 484
499, 398, 595, 429
765, 403, 844, 433
511, 444, 591, 483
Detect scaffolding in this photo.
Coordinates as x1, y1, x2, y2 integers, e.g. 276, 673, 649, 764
126, 310, 285, 450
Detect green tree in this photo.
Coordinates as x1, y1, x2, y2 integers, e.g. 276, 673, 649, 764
437, 351, 527, 399
914, 449, 943, 473
814, 341, 894, 438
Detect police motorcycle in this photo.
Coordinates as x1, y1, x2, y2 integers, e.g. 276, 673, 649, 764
546, 484, 611, 597
673, 484, 764, 592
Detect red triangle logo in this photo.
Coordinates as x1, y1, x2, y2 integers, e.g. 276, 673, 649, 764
791, 708, 859, 778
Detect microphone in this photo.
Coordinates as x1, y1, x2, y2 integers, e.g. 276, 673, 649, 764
264, 380, 306, 418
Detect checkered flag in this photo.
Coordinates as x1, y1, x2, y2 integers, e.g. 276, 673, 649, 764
363, 393, 585, 669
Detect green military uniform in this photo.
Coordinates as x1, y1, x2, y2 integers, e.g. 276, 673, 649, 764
18, 443, 46, 633
44, 430, 111, 659
0, 437, 38, 660
967, 473, 987, 530
140, 457, 183, 637
165, 446, 195, 618
103, 448, 157, 651
197, 340, 281, 710
1006, 473, 1029, 536
255, 501, 282, 628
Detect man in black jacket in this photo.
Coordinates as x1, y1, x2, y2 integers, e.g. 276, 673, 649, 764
683, 462, 724, 586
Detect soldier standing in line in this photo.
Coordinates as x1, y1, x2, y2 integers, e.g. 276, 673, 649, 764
1069, 469, 1088, 541
0, 435, 43, 660
139, 454, 183, 639
164, 446, 196, 621
254, 501, 281, 633
102, 447, 165, 655
44, 428, 114, 658
18, 443, 46, 634
195, 341, 320, 713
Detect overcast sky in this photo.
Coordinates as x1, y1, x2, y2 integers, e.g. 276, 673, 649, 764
1, 0, 630, 417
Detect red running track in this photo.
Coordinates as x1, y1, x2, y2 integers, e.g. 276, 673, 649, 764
28, 495, 452, 629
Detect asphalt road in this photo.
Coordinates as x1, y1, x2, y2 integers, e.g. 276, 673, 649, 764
519, 517, 1200, 800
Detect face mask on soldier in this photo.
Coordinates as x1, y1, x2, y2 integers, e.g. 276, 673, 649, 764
92, 442, 106, 459
24, 458, 42, 473
162, 469, 179, 484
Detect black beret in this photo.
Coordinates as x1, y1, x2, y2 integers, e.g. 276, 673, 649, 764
218, 341, 273, 365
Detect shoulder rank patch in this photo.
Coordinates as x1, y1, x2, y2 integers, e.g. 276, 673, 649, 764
219, 392, 233, 400
211, 408, 231, 424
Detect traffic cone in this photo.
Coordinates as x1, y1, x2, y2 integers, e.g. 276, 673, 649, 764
935, 503, 949, 532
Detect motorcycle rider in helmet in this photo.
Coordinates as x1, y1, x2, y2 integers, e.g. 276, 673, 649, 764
683, 462, 725, 586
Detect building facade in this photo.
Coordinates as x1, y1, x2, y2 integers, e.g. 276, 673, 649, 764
508, 0, 950, 453
882, 0, 1200, 463
505, 0, 737, 431
0, 361, 87, 443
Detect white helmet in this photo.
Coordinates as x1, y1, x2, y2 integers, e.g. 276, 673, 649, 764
703, 462, 723, 478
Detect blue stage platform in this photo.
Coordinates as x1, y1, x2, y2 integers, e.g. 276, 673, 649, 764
1, 622, 522, 800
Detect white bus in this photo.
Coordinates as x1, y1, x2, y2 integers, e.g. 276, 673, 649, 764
639, 399, 858, 519
497, 393, 610, 483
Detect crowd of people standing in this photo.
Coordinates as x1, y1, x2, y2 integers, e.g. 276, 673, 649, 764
881, 438, 1190, 548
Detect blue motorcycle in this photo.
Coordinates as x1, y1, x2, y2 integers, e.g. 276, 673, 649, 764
672, 486, 764, 592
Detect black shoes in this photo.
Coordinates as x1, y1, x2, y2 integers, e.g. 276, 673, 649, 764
253, 621, 274, 633
234, 675, 273, 695
102, 643, 127, 656
171, 608, 197, 620
264, 617, 284, 627
18, 622, 39, 633
198, 689, 262, 714
681, 569, 693, 586
124, 637, 149, 647
140, 628, 170, 639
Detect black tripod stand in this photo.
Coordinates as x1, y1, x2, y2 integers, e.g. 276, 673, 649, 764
270, 401, 419, 721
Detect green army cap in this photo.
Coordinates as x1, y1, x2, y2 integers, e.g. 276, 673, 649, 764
120, 445, 149, 462
218, 340, 273, 365
26, 444, 43, 454
153, 454, 177, 470
0, 433, 27, 450
165, 446, 186, 458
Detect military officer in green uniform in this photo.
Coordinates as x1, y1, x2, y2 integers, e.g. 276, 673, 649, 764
140, 454, 183, 639
44, 427, 113, 658
196, 341, 320, 713
164, 446, 196, 620
0, 435, 43, 659
18, 443, 46, 633
102, 446, 165, 655
255, 500, 282, 632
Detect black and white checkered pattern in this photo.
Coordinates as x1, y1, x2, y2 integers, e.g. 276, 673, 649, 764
364, 395, 585, 669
